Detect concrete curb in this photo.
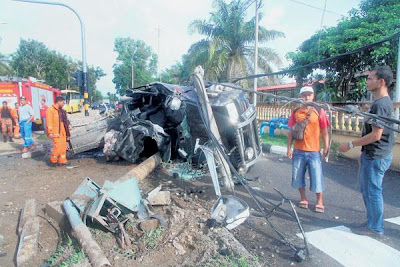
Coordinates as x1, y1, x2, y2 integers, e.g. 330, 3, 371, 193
262, 143, 286, 156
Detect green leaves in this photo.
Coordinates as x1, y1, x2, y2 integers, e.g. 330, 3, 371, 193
287, 0, 400, 101
186, 0, 284, 82
112, 37, 158, 96
9, 39, 105, 102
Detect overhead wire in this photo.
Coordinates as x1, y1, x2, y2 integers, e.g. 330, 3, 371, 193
215, 82, 400, 133
192, 73, 310, 256
230, 31, 400, 82
283, 0, 345, 17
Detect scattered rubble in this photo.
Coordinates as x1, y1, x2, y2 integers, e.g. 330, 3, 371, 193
147, 185, 171, 206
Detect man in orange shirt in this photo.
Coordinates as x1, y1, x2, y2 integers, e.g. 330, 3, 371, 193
46, 97, 70, 166
287, 86, 330, 213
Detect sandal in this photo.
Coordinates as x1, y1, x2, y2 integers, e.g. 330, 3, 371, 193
315, 204, 325, 213
299, 200, 308, 209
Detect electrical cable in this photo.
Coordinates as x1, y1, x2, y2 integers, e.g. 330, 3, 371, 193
37, 215, 62, 250
230, 31, 400, 82
283, 0, 345, 17
215, 82, 400, 133
192, 74, 310, 255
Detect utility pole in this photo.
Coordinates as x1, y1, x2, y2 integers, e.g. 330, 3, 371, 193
252, 0, 259, 106
155, 26, 161, 82
395, 36, 400, 127
131, 63, 135, 88
15, 0, 90, 116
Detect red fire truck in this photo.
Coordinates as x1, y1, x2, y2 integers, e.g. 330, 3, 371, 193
0, 76, 61, 126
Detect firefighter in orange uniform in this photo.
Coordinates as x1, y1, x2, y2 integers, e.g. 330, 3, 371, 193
13, 103, 20, 138
0, 101, 18, 142
46, 97, 70, 166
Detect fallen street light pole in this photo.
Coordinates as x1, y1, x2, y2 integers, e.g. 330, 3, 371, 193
14, 0, 90, 116
63, 199, 111, 267
192, 66, 234, 191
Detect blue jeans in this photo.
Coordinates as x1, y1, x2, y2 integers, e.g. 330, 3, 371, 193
19, 120, 34, 147
292, 149, 325, 193
360, 152, 392, 233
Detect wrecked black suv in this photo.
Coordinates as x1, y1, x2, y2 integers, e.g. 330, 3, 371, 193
69, 82, 261, 173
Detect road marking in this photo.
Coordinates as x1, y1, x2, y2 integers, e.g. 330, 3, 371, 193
385, 216, 400, 226
297, 226, 400, 267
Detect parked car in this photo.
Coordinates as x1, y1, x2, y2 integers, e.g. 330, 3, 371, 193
91, 102, 100, 109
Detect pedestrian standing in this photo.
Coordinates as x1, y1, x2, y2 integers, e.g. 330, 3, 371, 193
338, 66, 395, 236
287, 86, 330, 213
0, 101, 17, 142
13, 103, 20, 138
46, 97, 70, 166
18, 97, 37, 152
40, 99, 48, 134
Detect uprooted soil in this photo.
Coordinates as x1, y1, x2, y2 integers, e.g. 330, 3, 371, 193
0, 136, 260, 267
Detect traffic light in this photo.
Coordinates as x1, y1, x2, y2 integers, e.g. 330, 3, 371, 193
71, 71, 83, 88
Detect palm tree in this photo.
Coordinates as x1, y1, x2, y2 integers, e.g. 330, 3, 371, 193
188, 0, 285, 84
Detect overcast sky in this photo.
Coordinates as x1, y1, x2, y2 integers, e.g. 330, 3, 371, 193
0, 0, 361, 94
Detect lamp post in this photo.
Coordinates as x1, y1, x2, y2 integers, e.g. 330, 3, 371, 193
395, 36, 400, 126
252, 0, 259, 107
14, 0, 90, 116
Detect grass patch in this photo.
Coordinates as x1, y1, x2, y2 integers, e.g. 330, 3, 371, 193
36, 134, 48, 140
211, 254, 259, 267
144, 228, 163, 249
329, 141, 343, 157
261, 133, 288, 147
47, 236, 89, 267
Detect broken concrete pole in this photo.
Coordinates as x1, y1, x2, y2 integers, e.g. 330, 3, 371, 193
46, 201, 66, 229
117, 153, 162, 183
18, 199, 36, 235
16, 217, 39, 267
63, 199, 110, 267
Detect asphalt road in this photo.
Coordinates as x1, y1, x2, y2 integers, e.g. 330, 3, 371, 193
233, 153, 400, 266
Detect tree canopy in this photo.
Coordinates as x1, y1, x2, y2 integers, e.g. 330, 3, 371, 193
9, 39, 105, 102
112, 37, 158, 96
287, 0, 400, 101
186, 0, 284, 83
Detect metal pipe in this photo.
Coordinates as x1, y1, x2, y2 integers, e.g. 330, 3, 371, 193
14, 0, 89, 116
192, 66, 233, 191
63, 199, 111, 267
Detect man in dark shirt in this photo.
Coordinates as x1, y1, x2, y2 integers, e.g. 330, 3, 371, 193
339, 66, 395, 236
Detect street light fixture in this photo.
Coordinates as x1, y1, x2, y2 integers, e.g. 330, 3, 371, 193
14, 0, 90, 116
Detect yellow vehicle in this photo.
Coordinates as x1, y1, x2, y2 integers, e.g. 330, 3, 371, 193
61, 90, 83, 113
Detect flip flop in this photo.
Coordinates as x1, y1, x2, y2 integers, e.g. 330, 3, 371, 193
299, 200, 308, 209
315, 204, 325, 213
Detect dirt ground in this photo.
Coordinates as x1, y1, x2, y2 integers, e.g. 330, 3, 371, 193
0, 133, 262, 267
